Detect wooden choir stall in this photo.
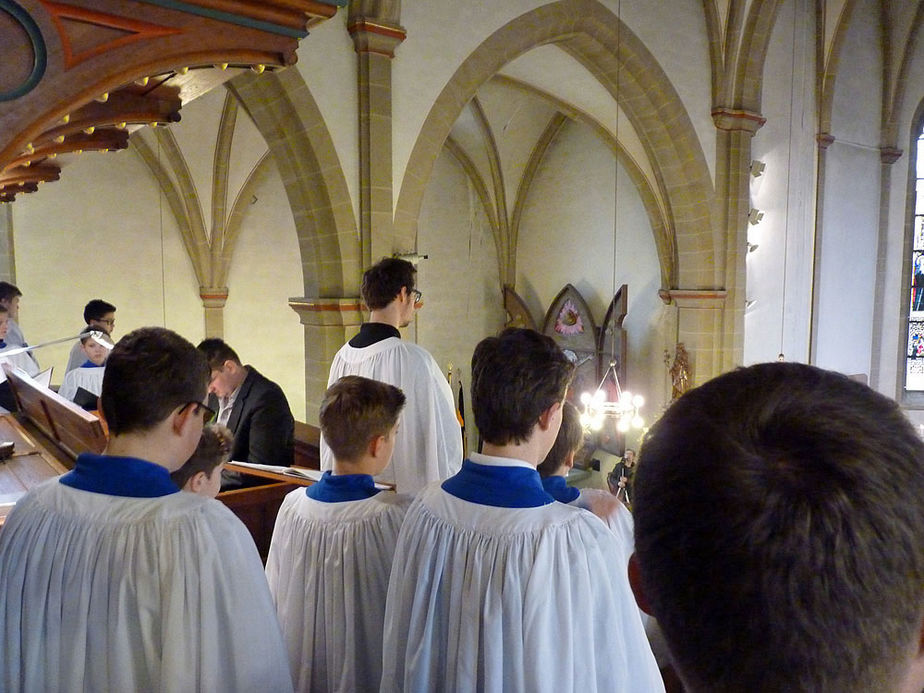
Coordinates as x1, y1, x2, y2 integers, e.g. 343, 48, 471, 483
0, 365, 320, 560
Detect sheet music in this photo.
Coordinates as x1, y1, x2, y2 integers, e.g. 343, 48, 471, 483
228, 461, 390, 489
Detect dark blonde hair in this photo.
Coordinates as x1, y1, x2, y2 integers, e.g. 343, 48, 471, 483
320, 375, 405, 463
537, 401, 583, 477
171, 424, 233, 489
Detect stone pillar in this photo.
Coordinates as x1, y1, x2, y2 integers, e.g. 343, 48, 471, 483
289, 297, 365, 424
711, 107, 766, 376
199, 288, 228, 338
659, 290, 728, 387
809, 133, 835, 363
348, 14, 406, 267
870, 145, 903, 392
0, 204, 16, 283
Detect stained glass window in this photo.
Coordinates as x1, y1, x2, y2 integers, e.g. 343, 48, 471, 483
906, 130, 924, 390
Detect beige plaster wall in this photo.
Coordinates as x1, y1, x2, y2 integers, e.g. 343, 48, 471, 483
416, 149, 506, 453
10, 149, 202, 377
514, 119, 670, 427
222, 168, 306, 422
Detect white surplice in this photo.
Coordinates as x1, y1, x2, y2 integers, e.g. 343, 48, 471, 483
321, 337, 462, 493
266, 486, 412, 692
573, 487, 636, 563
381, 455, 664, 693
57, 364, 104, 402
0, 478, 294, 693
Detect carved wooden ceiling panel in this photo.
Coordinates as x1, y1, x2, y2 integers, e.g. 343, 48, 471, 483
0, 0, 345, 202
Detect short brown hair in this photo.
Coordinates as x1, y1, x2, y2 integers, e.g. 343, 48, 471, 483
196, 338, 241, 371
320, 375, 406, 463
633, 362, 924, 692
171, 424, 233, 489
360, 258, 416, 310
101, 327, 209, 435
471, 328, 574, 445
537, 401, 583, 477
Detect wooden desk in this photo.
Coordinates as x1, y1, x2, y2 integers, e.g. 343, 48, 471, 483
0, 415, 70, 525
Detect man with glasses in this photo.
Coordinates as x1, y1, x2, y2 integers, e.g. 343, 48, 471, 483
197, 338, 294, 488
65, 298, 117, 373
322, 257, 462, 494
0, 327, 292, 692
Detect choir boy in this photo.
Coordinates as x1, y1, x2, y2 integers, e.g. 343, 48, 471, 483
0, 327, 293, 692
381, 327, 663, 692
171, 423, 233, 498
537, 400, 635, 562
267, 375, 411, 692
65, 299, 116, 373
58, 326, 109, 403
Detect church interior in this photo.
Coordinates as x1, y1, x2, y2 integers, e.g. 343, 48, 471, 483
3, 0, 924, 448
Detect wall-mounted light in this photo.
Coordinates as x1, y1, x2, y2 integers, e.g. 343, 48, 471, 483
748, 208, 764, 225
747, 242, 759, 253
750, 160, 766, 177
394, 252, 429, 265
745, 299, 756, 309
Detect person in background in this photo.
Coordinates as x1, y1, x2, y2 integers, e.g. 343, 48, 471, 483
65, 299, 116, 374
58, 326, 109, 405
171, 424, 233, 499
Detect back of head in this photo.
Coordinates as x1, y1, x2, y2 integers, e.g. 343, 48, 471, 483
361, 257, 416, 310
471, 328, 574, 445
537, 400, 583, 477
196, 338, 240, 370
84, 299, 116, 324
633, 362, 924, 692
0, 282, 21, 304
171, 424, 233, 488
320, 375, 406, 463
101, 327, 209, 436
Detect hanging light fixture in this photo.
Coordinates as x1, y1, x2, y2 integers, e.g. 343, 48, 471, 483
578, 0, 644, 435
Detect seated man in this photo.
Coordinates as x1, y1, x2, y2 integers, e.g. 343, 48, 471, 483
381, 328, 663, 692
171, 424, 234, 498
0, 327, 293, 692
65, 299, 116, 373
631, 362, 924, 693
267, 375, 411, 691
58, 326, 109, 405
197, 339, 294, 486
321, 257, 462, 493
537, 400, 634, 562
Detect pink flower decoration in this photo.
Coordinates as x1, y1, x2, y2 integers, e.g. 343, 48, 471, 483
555, 300, 584, 336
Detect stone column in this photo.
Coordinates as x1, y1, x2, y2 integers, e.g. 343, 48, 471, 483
289, 297, 365, 424
0, 204, 16, 283
199, 288, 228, 338
348, 13, 406, 267
659, 290, 728, 387
711, 107, 766, 376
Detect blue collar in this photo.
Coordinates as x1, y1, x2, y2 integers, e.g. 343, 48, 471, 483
60, 453, 180, 498
306, 470, 380, 502
80, 360, 104, 368
0, 341, 5, 349
541, 475, 581, 504
442, 459, 554, 508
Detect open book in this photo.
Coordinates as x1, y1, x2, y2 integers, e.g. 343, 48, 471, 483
228, 461, 392, 490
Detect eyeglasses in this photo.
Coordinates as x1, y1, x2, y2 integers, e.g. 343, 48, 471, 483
184, 401, 216, 424
411, 289, 423, 303
96, 318, 115, 327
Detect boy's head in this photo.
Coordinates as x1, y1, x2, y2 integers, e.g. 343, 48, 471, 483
196, 338, 246, 399
83, 299, 116, 332
171, 424, 233, 498
320, 375, 406, 475
79, 326, 110, 366
471, 328, 574, 447
0, 282, 21, 320
537, 401, 583, 478
631, 362, 924, 693
361, 257, 417, 311
101, 327, 210, 438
